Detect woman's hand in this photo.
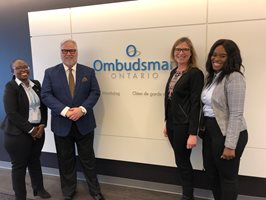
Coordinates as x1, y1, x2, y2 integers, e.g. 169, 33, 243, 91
221, 147, 235, 160
30, 126, 39, 140
35, 124, 45, 139
163, 126, 168, 137
187, 135, 197, 149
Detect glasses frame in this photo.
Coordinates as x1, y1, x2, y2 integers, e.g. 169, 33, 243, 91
61, 49, 77, 54
13, 65, 30, 71
174, 47, 191, 53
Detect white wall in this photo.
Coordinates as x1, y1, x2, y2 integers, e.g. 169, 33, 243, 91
28, 0, 266, 178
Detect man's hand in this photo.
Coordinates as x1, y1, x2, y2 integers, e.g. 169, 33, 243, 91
66, 107, 84, 121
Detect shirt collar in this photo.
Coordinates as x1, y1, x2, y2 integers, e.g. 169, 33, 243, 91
15, 77, 35, 87
63, 63, 77, 72
214, 71, 222, 78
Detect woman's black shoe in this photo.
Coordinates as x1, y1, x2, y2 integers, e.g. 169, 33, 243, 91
33, 189, 51, 199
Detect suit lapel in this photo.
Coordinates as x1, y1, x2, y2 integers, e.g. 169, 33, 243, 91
74, 64, 82, 98
17, 83, 30, 112
32, 81, 41, 98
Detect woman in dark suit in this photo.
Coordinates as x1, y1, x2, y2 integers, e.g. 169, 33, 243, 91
1, 59, 51, 200
164, 37, 204, 200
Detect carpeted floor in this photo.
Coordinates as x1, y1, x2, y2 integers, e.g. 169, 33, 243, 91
0, 192, 32, 200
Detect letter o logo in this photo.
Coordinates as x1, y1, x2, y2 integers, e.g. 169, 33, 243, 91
126, 44, 137, 57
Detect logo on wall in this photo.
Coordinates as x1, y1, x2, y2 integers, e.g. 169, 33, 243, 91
93, 44, 172, 79
126, 44, 141, 57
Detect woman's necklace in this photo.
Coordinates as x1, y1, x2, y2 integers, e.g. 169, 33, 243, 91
175, 66, 187, 77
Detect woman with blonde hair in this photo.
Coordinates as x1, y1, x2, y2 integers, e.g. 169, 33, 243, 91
164, 37, 204, 200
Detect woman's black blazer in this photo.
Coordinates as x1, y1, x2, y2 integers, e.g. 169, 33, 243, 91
164, 67, 204, 135
1, 79, 47, 135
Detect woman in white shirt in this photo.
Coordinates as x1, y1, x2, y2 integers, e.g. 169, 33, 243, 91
1, 59, 51, 200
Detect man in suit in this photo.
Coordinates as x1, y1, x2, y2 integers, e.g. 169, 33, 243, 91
41, 39, 104, 200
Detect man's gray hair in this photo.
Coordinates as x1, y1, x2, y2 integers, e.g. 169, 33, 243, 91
60, 39, 78, 49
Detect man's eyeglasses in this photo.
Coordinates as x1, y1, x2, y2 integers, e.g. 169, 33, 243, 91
61, 49, 77, 54
175, 48, 190, 53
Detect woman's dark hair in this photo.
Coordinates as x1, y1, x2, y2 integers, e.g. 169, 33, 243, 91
205, 39, 244, 86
